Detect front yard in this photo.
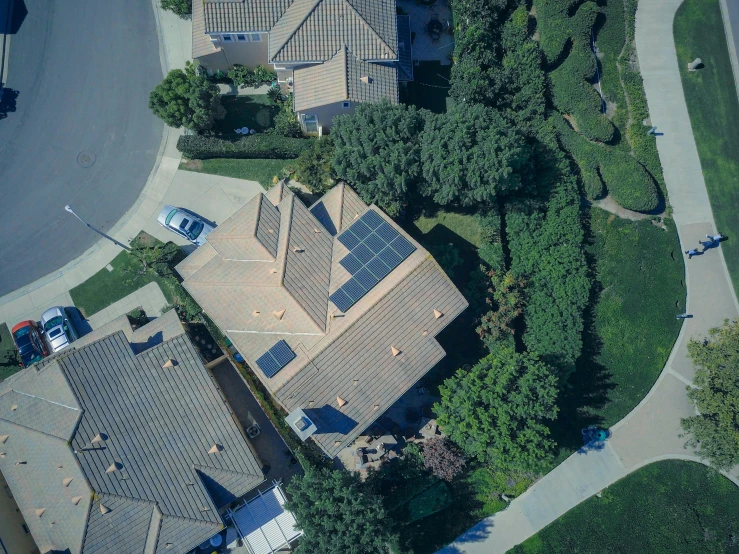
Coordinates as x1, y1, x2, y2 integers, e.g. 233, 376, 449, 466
180, 158, 297, 188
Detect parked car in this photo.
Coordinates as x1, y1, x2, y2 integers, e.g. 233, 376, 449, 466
156, 205, 214, 246
40, 307, 79, 353
11, 320, 49, 368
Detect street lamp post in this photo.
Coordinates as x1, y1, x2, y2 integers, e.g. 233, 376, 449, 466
64, 205, 131, 252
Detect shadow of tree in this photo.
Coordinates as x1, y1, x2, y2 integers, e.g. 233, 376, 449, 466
0, 88, 19, 120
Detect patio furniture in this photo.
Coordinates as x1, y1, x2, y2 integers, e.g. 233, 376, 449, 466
427, 18, 443, 42
240, 127, 250, 134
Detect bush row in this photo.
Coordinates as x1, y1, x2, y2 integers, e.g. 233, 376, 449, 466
177, 134, 314, 160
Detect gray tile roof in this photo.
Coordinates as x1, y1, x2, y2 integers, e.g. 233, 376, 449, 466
204, 0, 293, 33
0, 322, 264, 554
178, 185, 468, 458
293, 47, 398, 112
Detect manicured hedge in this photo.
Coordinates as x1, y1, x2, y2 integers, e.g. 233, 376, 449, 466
177, 134, 314, 160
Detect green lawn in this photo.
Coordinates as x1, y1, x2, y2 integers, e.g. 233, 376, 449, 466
511, 460, 739, 554
69, 249, 176, 318
180, 158, 297, 189
404, 61, 452, 114
0, 323, 21, 381
213, 95, 278, 137
567, 209, 685, 431
675, 0, 739, 296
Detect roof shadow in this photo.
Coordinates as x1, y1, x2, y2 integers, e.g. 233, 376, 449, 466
305, 405, 357, 435
0, 0, 27, 35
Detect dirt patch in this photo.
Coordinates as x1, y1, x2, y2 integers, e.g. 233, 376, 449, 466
562, 113, 580, 132
182, 159, 203, 171
132, 230, 160, 247
605, 99, 617, 119
590, 194, 664, 221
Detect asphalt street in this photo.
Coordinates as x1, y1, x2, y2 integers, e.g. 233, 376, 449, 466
0, 0, 163, 297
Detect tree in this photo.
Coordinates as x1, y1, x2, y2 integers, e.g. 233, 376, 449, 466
476, 269, 525, 351
420, 103, 532, 207
161, 0, 191, 17
270, 100, 303, 138
681, 319, 739, 470
422, 437, 466, 482
296, 137, 335, 194
331, 100, 427, 216
148, 61, 223, 131
435, 350, 559, 471
286, 466, 396, 554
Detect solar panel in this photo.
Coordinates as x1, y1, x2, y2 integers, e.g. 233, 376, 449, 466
339, 253, 363, 275
256, 340, 296, 378
332, 209, 417, 313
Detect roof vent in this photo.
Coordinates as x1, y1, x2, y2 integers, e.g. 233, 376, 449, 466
270, 268, 277, 274
35, 508, 45, 517
100, 503, 111, 515
208, 443, 224, 454
337, 396, 347, 408
268, 228, 274, 234
353, 213, 359, 219
200, 507, 211, 512
334, 441, 341, 446
433, 309, 443, 319
391, 345, 401, 356
15, 461, 26, 465
62, 478, 73, 487
0, 435, 7, 443
273, 309, 286, 320
360, 75, 373, 84
106, 462, 123, 473
91, 433, 107, 445
166, 543, 174, 549
373, 404, 380, 410
0, 452, 4, 458
293, 247, 304, 253
313, 227, 321, 233
253, 310, 261, 316
162, 359, 177, 368
422, 330, 428, 336
72, 496, 83, 505
11, 404, 17, 411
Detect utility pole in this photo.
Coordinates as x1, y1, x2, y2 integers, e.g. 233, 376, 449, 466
64, 205, 131, 252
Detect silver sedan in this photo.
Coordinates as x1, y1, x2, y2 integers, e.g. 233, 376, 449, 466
40, 307, 79, 353
156, 205, 215, 246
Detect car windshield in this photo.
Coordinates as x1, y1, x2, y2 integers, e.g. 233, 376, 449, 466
44, 316, 63, 331
188, 221, 204, 240
48, 327, 63, 339
164, 209, 178, 226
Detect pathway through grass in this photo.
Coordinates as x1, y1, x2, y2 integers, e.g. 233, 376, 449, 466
674, 0, 739, 296
511, 460, 739, 553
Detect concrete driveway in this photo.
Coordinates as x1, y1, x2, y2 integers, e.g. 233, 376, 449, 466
0, 0, 163, 296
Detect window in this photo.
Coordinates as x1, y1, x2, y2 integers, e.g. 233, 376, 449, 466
236, 34, 247, 42
21, 524, 30, 535
248, 33, 262, 42
302, 114, 318, 134
222, 34, 233, 42
342, 102, 351, 108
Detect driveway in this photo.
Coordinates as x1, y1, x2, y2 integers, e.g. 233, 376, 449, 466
0, 0, 163, 297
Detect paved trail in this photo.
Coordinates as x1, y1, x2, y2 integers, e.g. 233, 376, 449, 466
441, 0, 739, 552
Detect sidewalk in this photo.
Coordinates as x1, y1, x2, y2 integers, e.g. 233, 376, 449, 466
440, 0, 739, 551
0, 1, 262, 331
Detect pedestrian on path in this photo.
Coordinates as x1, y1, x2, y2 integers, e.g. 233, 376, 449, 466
707, 233, 724, 243
685, 249, 700, 259
699, 239, 714, 251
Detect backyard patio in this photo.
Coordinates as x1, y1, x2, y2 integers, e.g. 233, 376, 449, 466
398, 0, 454, 65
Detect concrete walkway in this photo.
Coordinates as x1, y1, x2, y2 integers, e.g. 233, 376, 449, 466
0, 1, 263, 331
441, 1, 739, 552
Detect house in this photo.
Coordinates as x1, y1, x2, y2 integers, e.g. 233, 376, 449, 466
0, 310, 264, 554
176, 183, 468, 458
192, 0, 414, 132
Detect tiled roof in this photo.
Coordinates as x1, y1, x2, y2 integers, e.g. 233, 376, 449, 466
206, 194, 281, 261
293, 47, 398, 112
0, 321, 264, 554
204, 0, 294, 33
193, 0, 221, 59
178, 185, 468, 458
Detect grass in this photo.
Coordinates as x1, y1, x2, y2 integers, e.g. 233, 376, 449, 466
404, 61, 452, 114
213, 95, 278, 137
567, 209, 685, 429
180, 158, 297, 189
0, 323, 21, 381
511, 460, 739, 553
675, 0, 739, 296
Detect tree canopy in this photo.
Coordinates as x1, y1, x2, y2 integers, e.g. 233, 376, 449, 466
331, 100, 426, 216
286, 466, 396, 554
435, 350, 559, 471
681, 319, 739, 470
148, 62, 222, 131
420, 103, 532, 207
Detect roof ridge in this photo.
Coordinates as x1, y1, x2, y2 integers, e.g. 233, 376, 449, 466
342, 46, 349, 100
340, 0, 396, 58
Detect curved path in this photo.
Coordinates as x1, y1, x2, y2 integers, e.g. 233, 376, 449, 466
441, 0, 739, 552
0, 0, 163, 296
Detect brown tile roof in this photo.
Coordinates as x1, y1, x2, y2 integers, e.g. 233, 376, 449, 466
205, 194, 280, 261
204, 0, 294, 34
178, 185, 468, 458
193, 0, 221, 59
293, 47, 398, 112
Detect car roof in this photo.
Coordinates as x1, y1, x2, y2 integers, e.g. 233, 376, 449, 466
40, 307, 64, 323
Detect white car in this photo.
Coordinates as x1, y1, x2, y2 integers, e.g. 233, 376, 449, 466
156, 206, 215, 246
40, 307, 79, 353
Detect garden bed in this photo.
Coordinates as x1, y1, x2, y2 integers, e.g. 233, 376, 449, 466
213, 95, 278, 137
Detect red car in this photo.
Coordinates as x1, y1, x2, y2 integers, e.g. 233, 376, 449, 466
11, 321, 49, 368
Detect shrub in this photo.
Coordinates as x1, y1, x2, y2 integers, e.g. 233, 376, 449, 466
422, 437, 467, 482
600, 150, 659, 212
270, 99, 303, 138
228, 65, 277, 88
295, 137, 335, 194
177, 134, 313, 160
161, 0, 191, 17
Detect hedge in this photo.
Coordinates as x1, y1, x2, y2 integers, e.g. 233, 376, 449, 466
177, 134, 314, 160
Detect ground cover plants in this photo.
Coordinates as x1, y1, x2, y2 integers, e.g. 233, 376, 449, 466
674, 0, 739, 295
511, 460, 739, 553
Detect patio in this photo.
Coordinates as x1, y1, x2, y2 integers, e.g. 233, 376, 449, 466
398, 0, 455, 65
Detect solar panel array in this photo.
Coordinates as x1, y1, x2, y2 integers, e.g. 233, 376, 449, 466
256, 340, 296, 378
329, 210, 416, 312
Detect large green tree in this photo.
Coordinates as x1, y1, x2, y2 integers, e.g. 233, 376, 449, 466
682, 319, 739, 470
435, 350, 559, 471
331, 100, 426, 216
420, 103, 532, 207
148, 62, 222, 131
286, 466, 396, 554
